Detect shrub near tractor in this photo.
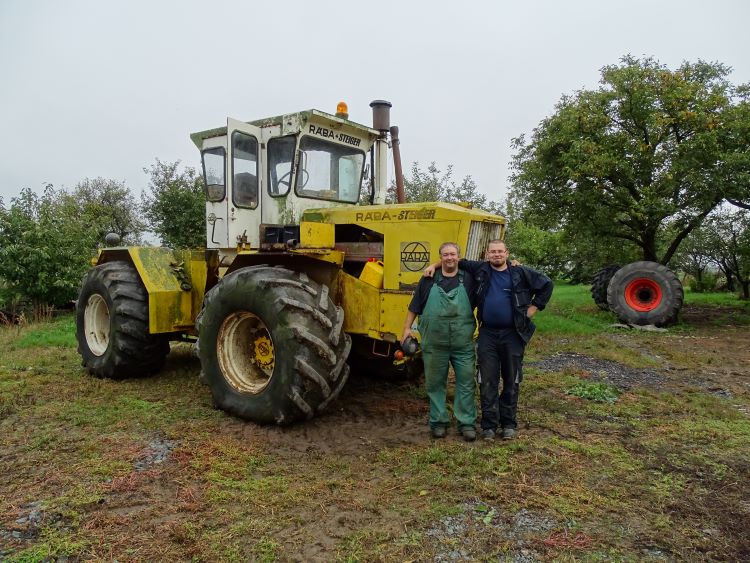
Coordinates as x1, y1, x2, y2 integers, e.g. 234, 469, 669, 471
76, 101, 505, 424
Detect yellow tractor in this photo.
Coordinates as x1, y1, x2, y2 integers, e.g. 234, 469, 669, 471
75, 101, 505, 424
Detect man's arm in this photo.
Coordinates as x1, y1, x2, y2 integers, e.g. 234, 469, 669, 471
402, 277, 431, 343
401, 310, 417, 344
525, 267, 554, 311
457, 258, 484, 274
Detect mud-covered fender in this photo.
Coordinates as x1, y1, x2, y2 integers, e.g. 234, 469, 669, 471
96, 247, 208, 334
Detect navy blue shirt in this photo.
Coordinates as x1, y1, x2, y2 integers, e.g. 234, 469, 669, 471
481, 268, 513, 328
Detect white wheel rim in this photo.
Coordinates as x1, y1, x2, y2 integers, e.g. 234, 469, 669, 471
84, 294, 110, 356
217, 311, 275, 394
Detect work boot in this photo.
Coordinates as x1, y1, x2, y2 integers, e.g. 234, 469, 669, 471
481, 429, 496, 441
501, 427, 518, 440
460, 427, 476, 442
431, 426, 447, 439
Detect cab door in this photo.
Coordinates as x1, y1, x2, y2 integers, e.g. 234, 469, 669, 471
227, 118, 264, 248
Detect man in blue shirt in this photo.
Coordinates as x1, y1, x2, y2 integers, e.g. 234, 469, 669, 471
460, 240, 553, 440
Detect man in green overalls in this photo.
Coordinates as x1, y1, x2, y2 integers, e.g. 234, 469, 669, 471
401, 242, 478, 441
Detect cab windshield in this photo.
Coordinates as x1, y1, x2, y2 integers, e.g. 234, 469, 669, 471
295, 136, 365, 203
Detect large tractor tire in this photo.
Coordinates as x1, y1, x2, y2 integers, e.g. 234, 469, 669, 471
591, 264, 621, 311
76, 261, 170, 379
196, 266, 350, 425
606, 261, 683, 326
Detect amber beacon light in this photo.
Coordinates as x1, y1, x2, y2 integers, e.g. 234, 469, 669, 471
336, 101, 349, 119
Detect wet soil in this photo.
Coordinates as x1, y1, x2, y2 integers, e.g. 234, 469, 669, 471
2, 304, 748, 561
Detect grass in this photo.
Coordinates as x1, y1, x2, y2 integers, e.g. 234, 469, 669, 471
566, 381, 621, 403
1, 285, 749, 561
14, 315, 77, 348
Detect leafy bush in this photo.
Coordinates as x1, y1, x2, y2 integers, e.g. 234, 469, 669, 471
689, 273, 719, 293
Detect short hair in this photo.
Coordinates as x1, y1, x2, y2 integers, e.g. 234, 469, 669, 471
487, 239, 507, 250
439, 242, 460, 256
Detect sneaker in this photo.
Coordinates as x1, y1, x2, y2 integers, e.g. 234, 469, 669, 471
481, 429, 496, 441
431, 426, 447, 439
461, 427, 477, 442
501, 427, 518, 440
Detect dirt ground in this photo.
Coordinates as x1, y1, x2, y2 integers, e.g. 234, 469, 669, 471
1, 303, 749, 561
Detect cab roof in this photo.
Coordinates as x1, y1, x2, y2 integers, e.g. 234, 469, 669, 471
190, 109, 380, 149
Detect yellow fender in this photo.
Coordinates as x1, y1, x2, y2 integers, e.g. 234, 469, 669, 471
96, 247, 209, 335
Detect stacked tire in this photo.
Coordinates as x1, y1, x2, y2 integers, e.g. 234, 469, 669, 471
591, 264, 621, 311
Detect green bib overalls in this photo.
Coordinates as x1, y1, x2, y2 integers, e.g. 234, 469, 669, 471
418, 271, 477, 430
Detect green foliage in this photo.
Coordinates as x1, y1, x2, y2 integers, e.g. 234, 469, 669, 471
0, 187, 98, 309
510, 55, 750, 267
504, 221, 567, 277
566, 381, 621, 403
673, 223, 715, 284
701, 208, 750, 298
387, 162, 501, 213
685, 272, 718, 293
140, 159, 206, 248
62, 177, 146, 245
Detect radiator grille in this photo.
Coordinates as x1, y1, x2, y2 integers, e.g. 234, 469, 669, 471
465, 221, 503, 260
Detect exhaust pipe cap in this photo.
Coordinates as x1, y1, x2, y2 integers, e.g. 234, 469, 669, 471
370, 100, 392, 132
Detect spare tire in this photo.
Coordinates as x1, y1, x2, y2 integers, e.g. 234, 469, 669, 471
591, 264, 621, 311
607, 261, 683, 326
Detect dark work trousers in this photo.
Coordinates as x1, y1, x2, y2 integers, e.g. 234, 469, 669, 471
477, 326, 525, 430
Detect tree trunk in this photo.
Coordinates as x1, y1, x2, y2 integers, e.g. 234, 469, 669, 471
742, 280, 750, 300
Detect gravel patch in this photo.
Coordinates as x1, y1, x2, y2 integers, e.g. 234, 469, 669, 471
530, 352, 664, 390
134, 437, 178, 470
425, 501, 560, 561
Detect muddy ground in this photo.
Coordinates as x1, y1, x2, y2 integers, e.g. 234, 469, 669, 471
1, 304, 749, 561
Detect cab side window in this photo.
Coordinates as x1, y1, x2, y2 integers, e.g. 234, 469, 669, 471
267, 136, 296, 196
202, 147, 226, 202
232, 131, 258, 209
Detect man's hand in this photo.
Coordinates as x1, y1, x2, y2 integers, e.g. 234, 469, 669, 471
402, 310, 417, 344
401, 328, 412, 345
422, 262, 440, 278
526, 305, 538, 318
510, 259, 522, 267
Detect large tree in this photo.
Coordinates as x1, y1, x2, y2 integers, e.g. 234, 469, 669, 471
510, 55, 750, 266
140, 159, 205, 248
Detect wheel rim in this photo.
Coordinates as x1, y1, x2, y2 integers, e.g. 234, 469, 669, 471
84, 294, 110, 356
624, 278, 663, 312
217, 311, 275, 394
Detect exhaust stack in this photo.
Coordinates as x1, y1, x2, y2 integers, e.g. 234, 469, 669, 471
369, 100, 405, 204
390, 125, 405, 204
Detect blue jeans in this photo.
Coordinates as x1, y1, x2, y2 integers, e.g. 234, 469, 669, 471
477, 327, 525, 430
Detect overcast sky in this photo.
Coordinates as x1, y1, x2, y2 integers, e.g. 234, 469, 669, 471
2, 0, 749, 207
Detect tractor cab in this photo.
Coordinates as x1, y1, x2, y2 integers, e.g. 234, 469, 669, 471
191, 103, 388, 250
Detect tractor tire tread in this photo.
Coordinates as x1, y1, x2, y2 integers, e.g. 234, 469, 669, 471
77, 261, 169, 380
196, 265, 349, 425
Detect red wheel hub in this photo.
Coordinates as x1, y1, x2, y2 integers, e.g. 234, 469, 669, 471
624, 278, 663, 312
